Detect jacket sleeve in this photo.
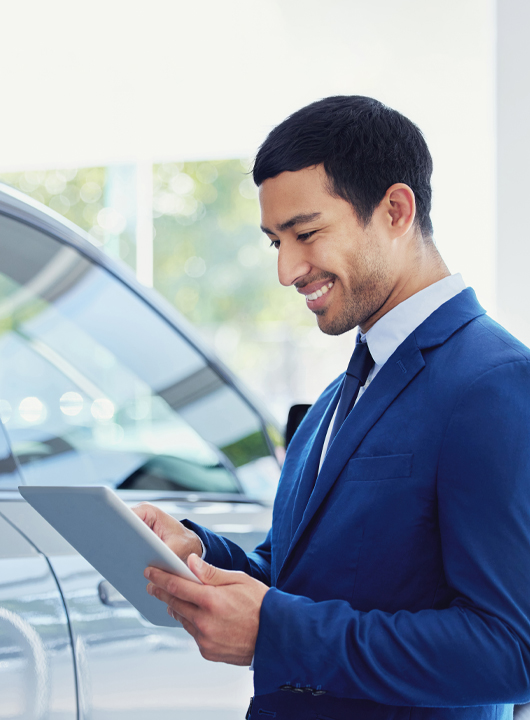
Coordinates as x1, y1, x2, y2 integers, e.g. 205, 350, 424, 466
253, 360, 530, 705
181, 519, 272, 586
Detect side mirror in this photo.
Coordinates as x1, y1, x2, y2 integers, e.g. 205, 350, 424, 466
285, 404, 312, 449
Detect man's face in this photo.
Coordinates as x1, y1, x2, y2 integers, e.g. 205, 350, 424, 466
259, 165, 395, 335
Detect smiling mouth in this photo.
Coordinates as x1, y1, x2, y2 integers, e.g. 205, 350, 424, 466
305, 281, 334, 302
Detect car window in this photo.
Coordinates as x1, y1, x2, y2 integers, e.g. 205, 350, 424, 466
0, 213, 276, 497
0, 422, 19, 489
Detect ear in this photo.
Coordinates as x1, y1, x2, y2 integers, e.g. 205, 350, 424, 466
380, 183, 416, 237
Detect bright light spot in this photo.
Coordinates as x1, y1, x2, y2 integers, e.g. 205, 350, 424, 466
153, 192, 184, 215
49, 195, 71, 215
184, 256, 206, 278
169, 173, 195, 196
93, 422, 124, 445
44, 173, 67, 196
80, 181, 102, 203
97, 208, 127, 234
196, 164, 218, 184
238, 244, 260, 267
24, 170, 45, 187
61, 168, 78, 181
18, 174, 40, 193
126, 397, 152, 421
178, 196, 198, 217
60, 392, 83, 417
91, 398, 115, 421
82, 203, 100, 225
19, 397, 47, 424
238, 178, 258, 200
63, 185, 80, 205
0, 400, 12, 423
157, 162, 184, 181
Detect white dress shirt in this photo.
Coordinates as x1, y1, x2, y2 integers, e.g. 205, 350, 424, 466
319, 274, 466, 465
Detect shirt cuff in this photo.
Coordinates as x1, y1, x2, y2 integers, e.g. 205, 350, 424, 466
198, 534, 206, 559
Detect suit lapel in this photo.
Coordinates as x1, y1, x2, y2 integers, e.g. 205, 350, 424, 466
288, 382, 342, 534
277, 287, 486, 581
279, 335, 426, 576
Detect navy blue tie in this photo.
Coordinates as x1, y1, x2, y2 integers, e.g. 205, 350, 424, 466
329, 337, 374, 443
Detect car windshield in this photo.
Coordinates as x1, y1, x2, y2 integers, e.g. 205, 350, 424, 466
0, 212, 277, 497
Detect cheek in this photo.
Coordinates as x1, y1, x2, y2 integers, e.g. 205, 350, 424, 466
312, 234, 353, 273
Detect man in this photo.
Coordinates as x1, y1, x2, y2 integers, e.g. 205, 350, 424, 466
134, 96, 530, 719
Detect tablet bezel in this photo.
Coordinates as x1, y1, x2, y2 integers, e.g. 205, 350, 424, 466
19, 485, 200, 627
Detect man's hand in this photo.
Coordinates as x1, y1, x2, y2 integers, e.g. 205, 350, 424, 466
145, 554, 268, 666
131, 503, 202, 563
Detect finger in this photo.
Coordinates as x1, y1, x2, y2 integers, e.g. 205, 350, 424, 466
147, 583, 198, 622
167, 605, 183, 626
131, 502, 156, 525
168, 606, 199, 640
168, 605, 180, 622
133, 505, 181, 545
145, 567, 206, 605
187, 554, 246, 587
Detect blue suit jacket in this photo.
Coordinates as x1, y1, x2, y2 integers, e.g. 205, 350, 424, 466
187, 289, 530, 720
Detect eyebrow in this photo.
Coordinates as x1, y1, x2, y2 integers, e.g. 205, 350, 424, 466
260, 212, 322, 235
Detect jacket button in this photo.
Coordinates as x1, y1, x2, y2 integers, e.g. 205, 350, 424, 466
312, 689, 327, 696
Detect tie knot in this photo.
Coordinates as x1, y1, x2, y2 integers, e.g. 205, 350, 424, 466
346, 341, 374, 386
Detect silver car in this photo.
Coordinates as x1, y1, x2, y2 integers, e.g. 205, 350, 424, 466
0, 183, 280, 720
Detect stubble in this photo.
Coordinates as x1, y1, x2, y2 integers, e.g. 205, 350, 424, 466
315, 249, 393, 336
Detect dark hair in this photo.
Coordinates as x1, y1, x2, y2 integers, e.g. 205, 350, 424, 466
253, 96, 433, 238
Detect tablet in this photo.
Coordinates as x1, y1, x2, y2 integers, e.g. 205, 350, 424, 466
19, 485, 200, 627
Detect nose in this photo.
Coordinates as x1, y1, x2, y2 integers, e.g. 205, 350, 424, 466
277, 241, 312, 287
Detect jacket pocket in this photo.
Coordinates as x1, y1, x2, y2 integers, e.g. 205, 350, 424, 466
344, 453, 413, 481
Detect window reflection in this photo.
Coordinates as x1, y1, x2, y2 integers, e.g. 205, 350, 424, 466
0, 214, 275, 496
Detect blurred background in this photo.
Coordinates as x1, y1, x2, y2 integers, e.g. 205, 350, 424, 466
1, 0, 526, 425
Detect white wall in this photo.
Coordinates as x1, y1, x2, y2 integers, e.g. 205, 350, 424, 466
0, 0, 497, 319
496, 0, 530, 344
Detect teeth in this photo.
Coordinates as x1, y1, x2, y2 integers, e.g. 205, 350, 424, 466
306, 281, 334, 302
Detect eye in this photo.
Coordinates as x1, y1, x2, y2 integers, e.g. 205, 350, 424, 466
297, 231, 316, 241
269, 239, 280, 249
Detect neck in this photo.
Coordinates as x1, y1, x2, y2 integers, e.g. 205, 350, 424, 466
360, 243, 450, 333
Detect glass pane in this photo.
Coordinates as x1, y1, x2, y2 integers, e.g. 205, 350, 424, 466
0, 421, 20, 489
0, 213, 274, 495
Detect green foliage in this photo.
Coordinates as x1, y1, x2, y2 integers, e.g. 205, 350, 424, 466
0, 160, 311, 330
221, 429, 271, 468
0, 160, 314, 419
154, 159, 285, 326
265, 422, 285, 449
0, 167, 136, 269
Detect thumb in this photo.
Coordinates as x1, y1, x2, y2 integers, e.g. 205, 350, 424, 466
187, 553, 236, 586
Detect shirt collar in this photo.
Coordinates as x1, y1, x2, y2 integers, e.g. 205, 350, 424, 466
360, 274, 466, 366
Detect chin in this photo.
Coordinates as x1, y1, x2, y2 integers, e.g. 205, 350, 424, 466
315, 312, 355, 337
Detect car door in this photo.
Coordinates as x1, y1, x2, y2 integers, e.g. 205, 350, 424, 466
0, 201, 279, 719
0, 425, 77, 720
